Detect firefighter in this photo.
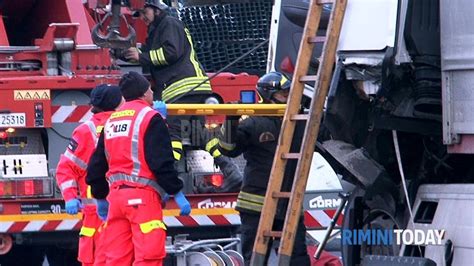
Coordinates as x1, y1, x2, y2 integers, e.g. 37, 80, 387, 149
56, 84, 123, 266
86, 71, 191, 266
125, 0, 212, 164
217, 72, 310, 265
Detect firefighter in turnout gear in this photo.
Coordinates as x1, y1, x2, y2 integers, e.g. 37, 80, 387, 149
217, 72, 310, 265
86, 72, 191, 266
125, 0, 212, 164
56, 84, 123, 266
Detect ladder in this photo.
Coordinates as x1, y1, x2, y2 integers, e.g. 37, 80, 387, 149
166, 104, 286, 116
250, 0, 347, 265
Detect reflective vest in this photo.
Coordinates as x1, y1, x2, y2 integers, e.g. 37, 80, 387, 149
56, 112, 112, 207
104, 100, 159, 189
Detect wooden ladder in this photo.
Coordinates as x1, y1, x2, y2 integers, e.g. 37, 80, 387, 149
250, 0, 347, 265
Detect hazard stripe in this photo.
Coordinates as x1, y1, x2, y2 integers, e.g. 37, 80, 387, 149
52, 106, 76, 123
52, 105, 92, 123
306, 210, 332, 227
163, 216, 182, 227
79, 110, 93, 123
223, 214, 241, 225
65, 106, 91, 123
56, 219, 81, 230
304, 211, 323, 228
0, 213, 81, 222
208, 215, 232, 226
162, 208, 238, 216
41, 220, 63, 231
23, 220, 47, 232
7, 221, 28, 233
0, 222, 13, 233
323, 209, 344, 226
191, 215, 215, 226
176, 216, 199, 227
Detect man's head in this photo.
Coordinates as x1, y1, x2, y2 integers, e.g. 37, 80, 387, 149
119, 71, 154, 105
133, 0, 169, 26
256, 72, 291, 104
90, 84, 123, 114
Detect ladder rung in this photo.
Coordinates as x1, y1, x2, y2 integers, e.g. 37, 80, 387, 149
317, 0, 334, 4
264, 231, 282, 238
281, 153, 301, 160
290, 114, 309, 121
300, 75, 318, 82
308, 36, 326, 43
272, 192, 291, 199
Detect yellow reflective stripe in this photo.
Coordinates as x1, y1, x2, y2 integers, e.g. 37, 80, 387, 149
173, 151, 182, 161
184, 28, 204, 77
166, 77, 210, 91
162, 80, 212, 101
218, 140, 235, 151
139, 220, 167, 234
80, 226, 96, 237
238, 191, 265, 204
157, 48, 168, 65
150, 50, 159, 65
205, 138, 219, 152
212, 149, 221, 158
171, 141, 183, 150
163, 84, 212, 101
236, 199, 263, 212
86, 186, 92, 199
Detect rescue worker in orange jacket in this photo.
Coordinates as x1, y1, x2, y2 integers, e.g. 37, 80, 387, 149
86, 71, 191, 266
56, 84, 123, 266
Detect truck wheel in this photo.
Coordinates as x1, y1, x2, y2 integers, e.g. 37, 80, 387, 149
341, 186, 407, 266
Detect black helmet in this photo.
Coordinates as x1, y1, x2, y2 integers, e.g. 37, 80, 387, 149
256, 72, 291, 103
144, 0, 169, 10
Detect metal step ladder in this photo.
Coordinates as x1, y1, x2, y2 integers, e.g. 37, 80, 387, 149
250, 0, 347, 265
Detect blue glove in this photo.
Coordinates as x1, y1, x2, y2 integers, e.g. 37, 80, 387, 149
65, 199, 82, 215
96, 199, 109, 221
174, 191, 191, 216
153, 101, 167, 118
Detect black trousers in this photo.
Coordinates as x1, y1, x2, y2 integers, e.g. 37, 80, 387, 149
240, 212, 310, 266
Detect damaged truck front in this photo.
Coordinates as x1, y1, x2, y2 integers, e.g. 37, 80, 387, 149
323, 0, 474, 265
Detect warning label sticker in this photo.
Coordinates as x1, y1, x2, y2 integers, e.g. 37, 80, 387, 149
14, 90, 50, 101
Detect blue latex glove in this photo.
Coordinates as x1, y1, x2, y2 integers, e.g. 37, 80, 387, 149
153, 101, 167, 118
65, 199, 82, 215
96, 199, 109, 221
174, 191, 191, 216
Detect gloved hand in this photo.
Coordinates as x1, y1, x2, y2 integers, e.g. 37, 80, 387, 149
174, 191, 191, 216
207, 139, 222, 159
153, 101, 167, 118
96, 199, 109, 221
65, 199, 82, 215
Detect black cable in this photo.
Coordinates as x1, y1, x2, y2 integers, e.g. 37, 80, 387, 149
50, 127, 71, 141
168, 39, 269, 103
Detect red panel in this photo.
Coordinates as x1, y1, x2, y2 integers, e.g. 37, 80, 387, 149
41, 220, 62, 232
209, 73, 259, 103
175, 216, 199, 227
208, 215, 231, 226
7, 222, 28, 233
0, 15, 9, 46
66, 0, 93, 44
0, 90, 52, 128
